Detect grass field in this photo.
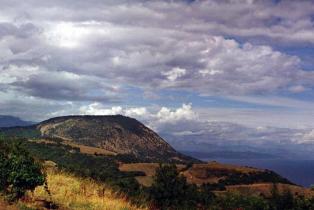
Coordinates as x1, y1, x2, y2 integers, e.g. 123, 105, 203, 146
182, 161, 262, 185
0, 198, 17, 210
1, 162, 313, 210
119, 162, 313, 198
191, 161, 262, 173
119, 163, 186, 187
18, 169, 147, 210
119, 161, 262, 186
225, 183, 314, 198
31, 139, 116, 156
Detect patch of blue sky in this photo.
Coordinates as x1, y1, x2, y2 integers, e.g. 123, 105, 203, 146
281, 88, 314, 101
123, 86, 153, 107
278, 46, 314, 71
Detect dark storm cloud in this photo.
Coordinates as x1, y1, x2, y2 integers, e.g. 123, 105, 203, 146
12, 71, 120, 102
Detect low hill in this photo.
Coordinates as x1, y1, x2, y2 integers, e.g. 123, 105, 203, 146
119, 162, 293, 188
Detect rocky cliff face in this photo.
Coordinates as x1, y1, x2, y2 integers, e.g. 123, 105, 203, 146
37, 115, 195, 163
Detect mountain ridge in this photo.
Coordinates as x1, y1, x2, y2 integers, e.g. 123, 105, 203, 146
18, 115, 198, 163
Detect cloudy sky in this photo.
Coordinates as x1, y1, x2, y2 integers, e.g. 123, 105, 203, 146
1, 0, 314, 155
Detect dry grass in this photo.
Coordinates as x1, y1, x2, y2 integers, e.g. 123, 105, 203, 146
119, 163, 186, 187
119, 163, 160, 177
182, 161, 262, 185
119, 163, 161, 187
23, 170, 147, 210
120, 162, 261, 187
63, 141, 116, 156
134, 177, 154, 187
0, 198, 18, 210
31, 139, 116, 156
182, 172, 223, 185
199, 161, 261, 173
226, 183, 314, 198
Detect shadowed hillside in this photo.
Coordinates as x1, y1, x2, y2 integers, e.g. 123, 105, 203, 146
0, 115, 34, 128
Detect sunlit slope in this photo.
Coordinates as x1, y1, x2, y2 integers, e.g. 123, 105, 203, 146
24, 170, 147, 210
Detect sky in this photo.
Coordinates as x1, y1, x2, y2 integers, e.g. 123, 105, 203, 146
1, 0, 314, 156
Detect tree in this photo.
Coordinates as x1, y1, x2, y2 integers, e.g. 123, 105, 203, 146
149, 164, 199, 210
198, 184, 216, 207
214, 192, 270, 210
269, 184, 294, 210
0, 139, 45, 201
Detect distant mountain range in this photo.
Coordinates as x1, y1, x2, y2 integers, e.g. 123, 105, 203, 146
181, 150, 280, 160
0, 115, 35, 127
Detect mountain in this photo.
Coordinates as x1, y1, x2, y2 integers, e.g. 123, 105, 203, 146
0, 115, 34, 127
35, 115, 196, 163
1, 114, 301, 203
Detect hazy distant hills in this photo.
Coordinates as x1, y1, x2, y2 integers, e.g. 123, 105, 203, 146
181, 150, 279, 160
0, 115, 35, 127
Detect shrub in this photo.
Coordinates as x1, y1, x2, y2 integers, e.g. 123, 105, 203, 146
0, 139, 45, 201
149, 164, 200, 210
198, 184, 216, 207
269, 184, 294, 210
214, 192, 270, 210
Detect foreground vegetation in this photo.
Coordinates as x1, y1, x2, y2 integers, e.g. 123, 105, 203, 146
2, 136, 314, 209
149, 164, 314, 210
25, 170, 146, 210
0, 138, 44, 201
0, 137, 146, 209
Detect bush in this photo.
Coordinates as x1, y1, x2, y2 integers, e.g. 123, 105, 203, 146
267, 184, 314, 210
0, 139, 45, 201
149, 164, 201, 210
269, 184, 294, 210
198, 184, 216, 207
293, 195, 314, 210
214, 192, 270, 210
